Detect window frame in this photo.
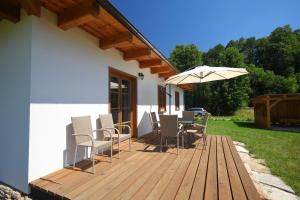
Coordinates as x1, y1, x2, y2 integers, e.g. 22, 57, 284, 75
157, 85, 166, 113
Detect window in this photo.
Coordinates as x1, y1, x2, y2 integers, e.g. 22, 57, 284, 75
175, 91, 180, 111
158, 85, 166, 112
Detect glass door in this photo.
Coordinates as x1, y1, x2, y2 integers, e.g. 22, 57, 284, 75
109, 70, 135, 135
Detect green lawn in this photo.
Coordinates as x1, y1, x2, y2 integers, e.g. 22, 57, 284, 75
207, 120, 300, 195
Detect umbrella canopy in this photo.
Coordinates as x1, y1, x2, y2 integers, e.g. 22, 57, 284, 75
165, 65, 248, 85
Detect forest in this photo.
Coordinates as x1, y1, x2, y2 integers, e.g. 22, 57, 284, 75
169, 25, 300, 115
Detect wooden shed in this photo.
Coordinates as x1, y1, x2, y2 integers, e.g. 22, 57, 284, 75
252, 93, 300, 129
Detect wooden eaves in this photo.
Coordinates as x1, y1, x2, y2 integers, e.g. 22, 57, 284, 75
0, 0, 192, 90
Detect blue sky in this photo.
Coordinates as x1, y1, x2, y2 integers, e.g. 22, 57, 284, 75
111, 0, 300, 57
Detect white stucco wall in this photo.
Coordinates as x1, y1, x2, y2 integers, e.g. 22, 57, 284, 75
27, 8, 185, 184
0, 11, 31, 192
0, 8, 185, 193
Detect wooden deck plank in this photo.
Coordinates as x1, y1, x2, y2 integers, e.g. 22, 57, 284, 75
31, 136, 138, 189
226, 137, 260, 200
217, 136, 232, 200
159, 144, 199, 200
174, 139, 204, 200
29, 135, 260, 200
204, 136, 218, 200
72, 153, 153, 199
111, 150, 177, 200
130, 151, 178, 200
222, 136, 247, 200
189, 136, 212, 200
55, 137, 159, 196
145, 148, 190, 200
35, 134, 159, 197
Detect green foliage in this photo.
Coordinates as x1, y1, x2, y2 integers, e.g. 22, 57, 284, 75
169, 24, 300, 115
169, 44, 203, 72
226, 25, 300, 76
203, 44, 225, 66
208, 47, 251, 115
248, 65, 299, 97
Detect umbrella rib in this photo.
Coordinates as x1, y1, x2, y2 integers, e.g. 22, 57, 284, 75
177, 75, 193, 85
213, 72, 228, 79
226, 69, 247, 73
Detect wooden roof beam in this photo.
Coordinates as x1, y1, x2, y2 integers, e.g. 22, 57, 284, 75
151, 66, 170, 74
159, 71, 175, 78
58, 0, 99, 30
18, 0, 41, 17
139, 59, 162, 68
0, 0, 20, 23
123, 48, 151, 61
99, 32, 133, 50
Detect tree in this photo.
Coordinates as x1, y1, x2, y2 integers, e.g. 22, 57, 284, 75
210, 47, 251, 115
169, 44, 203, 72
169, 24, 300, 115
203, 44, 224, 66
260, 25, 300, 76
248, 65, 299, 97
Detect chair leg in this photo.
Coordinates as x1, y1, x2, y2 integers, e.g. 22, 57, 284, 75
118, 139, 120, 159
129, 138, 131, 152
160, 135, 163, 152
73, 145, 78, 169
110, 143, 113, 163
182, 134, 184, 149
91, 147, 95, 174
177, 136, 179, 155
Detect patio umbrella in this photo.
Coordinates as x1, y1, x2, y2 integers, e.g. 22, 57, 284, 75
165, 65, 248, 114
165, 65, 248, 85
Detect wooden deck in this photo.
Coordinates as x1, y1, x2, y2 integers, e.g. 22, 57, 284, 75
30, 134, 260, 200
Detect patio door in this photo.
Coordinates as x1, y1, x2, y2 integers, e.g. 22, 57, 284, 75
109, 67, 137, 137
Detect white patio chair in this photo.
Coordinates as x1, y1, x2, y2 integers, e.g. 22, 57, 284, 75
71, 116, 113, 174
99, 114, 131, 158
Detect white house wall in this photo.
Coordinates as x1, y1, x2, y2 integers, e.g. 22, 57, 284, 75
0, 11, 32, 192
28, 8, 185, 185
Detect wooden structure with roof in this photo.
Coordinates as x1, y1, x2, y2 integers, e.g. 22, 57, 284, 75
0, 0, 192, 91
252, 93, 300, 129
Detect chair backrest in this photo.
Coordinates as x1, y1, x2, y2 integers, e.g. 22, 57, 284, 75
99, 114, 115, 129
150, 112, 159, 130
202, 112, 210, 134
71, 116, 93, 145
159, 115, 178, 138
182, 111, 194, 122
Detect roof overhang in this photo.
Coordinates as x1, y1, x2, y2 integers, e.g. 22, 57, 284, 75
0, 0, 183, 82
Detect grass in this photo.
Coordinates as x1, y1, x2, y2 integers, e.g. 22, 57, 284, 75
207, 120, 300, 195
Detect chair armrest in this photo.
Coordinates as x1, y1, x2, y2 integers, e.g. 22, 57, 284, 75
114, 121, 130, 125
114, 124, 132, 136
72, 134, 94, 146
95, 128, 114, 140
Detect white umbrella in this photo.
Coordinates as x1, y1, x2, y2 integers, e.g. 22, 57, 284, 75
165, 65, 248, 85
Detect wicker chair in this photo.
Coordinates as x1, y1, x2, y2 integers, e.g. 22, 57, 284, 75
150, 112, 160, 135
71, 116, 113, 174
159, 115, 184, 154
99, 114, 131, 158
